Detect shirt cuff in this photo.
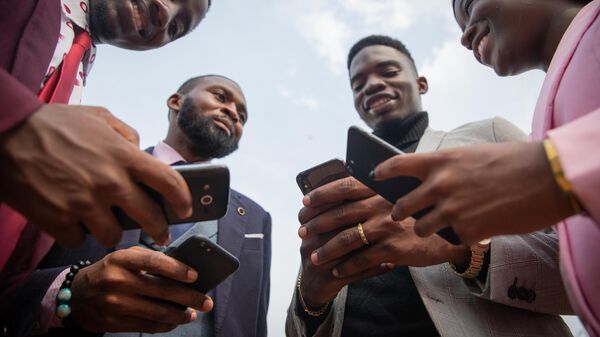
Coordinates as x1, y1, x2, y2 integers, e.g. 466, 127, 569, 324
38, 268, 69, 333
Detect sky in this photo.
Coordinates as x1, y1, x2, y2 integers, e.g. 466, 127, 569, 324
84, 0, 585, 336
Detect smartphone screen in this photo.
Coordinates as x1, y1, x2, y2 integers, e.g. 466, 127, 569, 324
296, 159, 349, 195
346, 126, 461, 245
166, 234, 239, 293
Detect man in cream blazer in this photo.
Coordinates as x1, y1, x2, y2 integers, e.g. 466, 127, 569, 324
286, 35, 572, 337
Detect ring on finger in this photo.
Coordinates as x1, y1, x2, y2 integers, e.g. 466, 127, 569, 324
357, 223, 370, 246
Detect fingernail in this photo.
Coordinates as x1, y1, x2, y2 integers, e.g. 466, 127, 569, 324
368, 170, 375, 180
381, 262, 395, 270
202, 296, 213, 312
332, 268, 340, 278
311, 251, 319, 265
298, 227, 307, 238
187, 268, 198, 282
188, 309, 197, 322
303, 195, 311, 207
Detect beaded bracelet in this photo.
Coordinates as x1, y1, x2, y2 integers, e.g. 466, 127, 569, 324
56, 260, 91, 319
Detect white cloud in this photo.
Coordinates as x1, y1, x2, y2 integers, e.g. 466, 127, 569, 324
296, 10, 352, 74
277, 84, 321, 110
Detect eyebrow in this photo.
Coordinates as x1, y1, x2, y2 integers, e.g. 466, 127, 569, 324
211, 85, 247, 115
350, 60, 404, 84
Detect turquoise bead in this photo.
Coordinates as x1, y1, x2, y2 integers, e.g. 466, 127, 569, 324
57, 288, 72, 302
55, 304, 71, 318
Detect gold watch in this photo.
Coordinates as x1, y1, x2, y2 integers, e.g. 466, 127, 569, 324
449, 238, 491, 279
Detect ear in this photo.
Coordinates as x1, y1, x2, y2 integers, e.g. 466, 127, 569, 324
167, 93, 182, 112
417, 76, 428, 95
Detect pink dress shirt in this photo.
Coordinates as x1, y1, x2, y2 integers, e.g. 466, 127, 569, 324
530, 1, 600, 335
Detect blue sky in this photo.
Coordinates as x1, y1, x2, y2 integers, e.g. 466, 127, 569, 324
84, 0, 585, 335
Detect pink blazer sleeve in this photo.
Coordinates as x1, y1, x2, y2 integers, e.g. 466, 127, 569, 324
548, 108, 600, 224
0, 69, 43, 134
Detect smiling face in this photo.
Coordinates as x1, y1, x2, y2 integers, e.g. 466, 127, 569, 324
453, 0, 559, 76
349, 45, 428, 129
169, 76, 247, 159
89, 0, 210, 50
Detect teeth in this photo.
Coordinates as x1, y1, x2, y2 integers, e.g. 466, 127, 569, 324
370, 97, 391, 110
478, 34, 489, 60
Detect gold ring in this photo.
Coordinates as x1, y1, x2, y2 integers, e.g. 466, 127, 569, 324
357, 223, 370, 246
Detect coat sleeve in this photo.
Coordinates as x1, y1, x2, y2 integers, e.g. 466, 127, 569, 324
548, 108, 600, 223
0, 69, 43, 134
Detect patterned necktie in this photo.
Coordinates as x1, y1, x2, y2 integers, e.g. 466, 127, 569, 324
38, 28, 92, 104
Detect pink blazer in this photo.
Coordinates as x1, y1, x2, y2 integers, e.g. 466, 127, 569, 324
530, 1, 600, 335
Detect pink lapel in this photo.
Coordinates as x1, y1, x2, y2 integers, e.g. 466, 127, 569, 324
531, 1, 600, 140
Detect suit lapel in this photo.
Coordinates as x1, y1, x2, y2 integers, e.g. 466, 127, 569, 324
214, 192, 248, 335
415, 127, 446, 154
12, 0, 61, 92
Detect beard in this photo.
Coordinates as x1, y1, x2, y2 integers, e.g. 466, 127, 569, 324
176, 97, 240, 159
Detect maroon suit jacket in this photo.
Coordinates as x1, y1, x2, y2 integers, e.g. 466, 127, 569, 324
0, 0, 61, 134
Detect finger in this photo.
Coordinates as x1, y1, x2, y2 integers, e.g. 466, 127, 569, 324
127, 150, 192, 239
304, 177, 374, 208
331, 245, 387, 279
390, 183, 437, 221
111, 294, 194, 326
311, 225, 365, 266
298, 201, 341, 225
374, 152, 435, 181
413, 205, 448, 238
300, 230, 341, 259
117, 247, 197, 283
85, 107, 140, 146
81, 205, 123, 247
113, 178, 171, 245
135, 273, 211, 311
302, 195, 385, 238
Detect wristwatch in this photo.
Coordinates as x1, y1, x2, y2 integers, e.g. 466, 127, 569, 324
449, 238, 491, 279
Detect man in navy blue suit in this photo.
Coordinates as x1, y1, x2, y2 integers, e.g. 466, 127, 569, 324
3, 75, 271, 337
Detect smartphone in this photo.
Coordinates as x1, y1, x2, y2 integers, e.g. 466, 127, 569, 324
296, 159, 349, 195
164, 234, 240, 293
345, 126, 461, 245
114, 163, 230, 230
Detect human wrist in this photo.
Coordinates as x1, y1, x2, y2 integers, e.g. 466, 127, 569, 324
448, 245, 470, 267
55, 260, 91, 321
542, 139, 584, 216
296, 272, 331, 317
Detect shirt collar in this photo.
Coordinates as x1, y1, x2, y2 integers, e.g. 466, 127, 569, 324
153, 141, 188, 165
62, 0, 91, 32
152, 141, 211, 165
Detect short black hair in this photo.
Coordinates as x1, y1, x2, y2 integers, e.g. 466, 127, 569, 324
177, 74, 237, 95
347, 35, 417, 72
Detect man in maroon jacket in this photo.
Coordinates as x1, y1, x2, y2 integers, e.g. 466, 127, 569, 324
0, 0, 211, 271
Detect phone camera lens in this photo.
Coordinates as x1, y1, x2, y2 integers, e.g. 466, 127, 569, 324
206, 248, 212, 252
200, 195, 213, 206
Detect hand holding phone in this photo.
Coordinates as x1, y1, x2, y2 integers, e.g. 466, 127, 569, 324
114, 163, 230, 230
345, 126, 461, 245
165, 234, 240, 293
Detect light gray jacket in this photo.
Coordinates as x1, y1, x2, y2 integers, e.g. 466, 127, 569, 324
286, 117, 573, 337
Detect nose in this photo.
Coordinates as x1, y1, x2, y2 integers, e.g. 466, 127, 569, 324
461, 25, 476, 50
149, 0, 176, 30
222, 103, 240, 123
364, 76, 386, 96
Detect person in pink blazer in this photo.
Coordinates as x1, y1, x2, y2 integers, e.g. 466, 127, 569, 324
373, 0, 600, 335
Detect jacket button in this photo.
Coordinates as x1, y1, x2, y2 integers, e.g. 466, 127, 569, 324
237, 207, 246, 216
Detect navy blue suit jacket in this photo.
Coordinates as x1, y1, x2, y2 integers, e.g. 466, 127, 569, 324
3, 189, 271, 337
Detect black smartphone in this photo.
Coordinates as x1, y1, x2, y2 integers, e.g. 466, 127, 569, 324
164, 234, 240, 293
296, 159, 349, 195
114, 163, 230, 230
345, 126, 461, 245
